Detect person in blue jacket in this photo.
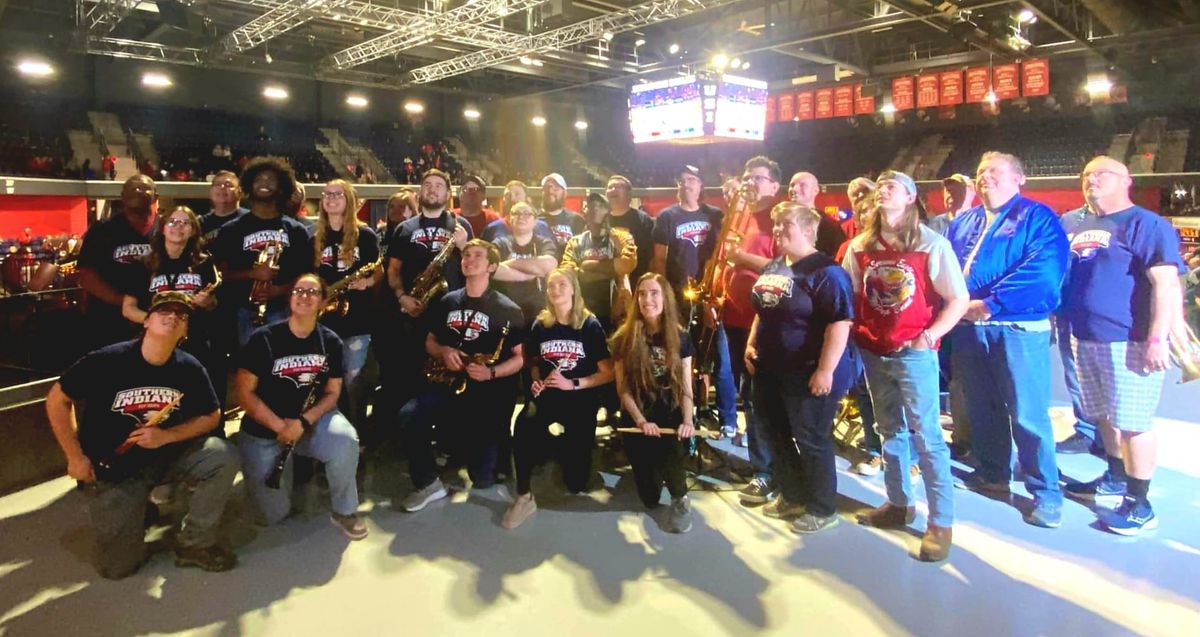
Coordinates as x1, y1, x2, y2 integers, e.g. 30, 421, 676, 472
944, 151, 1069, 529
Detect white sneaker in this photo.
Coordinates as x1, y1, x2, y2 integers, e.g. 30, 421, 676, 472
400, 479, 448, 512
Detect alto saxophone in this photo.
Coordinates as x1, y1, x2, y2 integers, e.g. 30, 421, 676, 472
249, 236, 284, 326
423, 323, 510, 394
322, 257, 382, 317
407, 239, 455, 316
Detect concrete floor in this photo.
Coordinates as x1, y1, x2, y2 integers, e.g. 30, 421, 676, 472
2, 362, 1199, 636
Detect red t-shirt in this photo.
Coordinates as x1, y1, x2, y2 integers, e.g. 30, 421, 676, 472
849, 236, 938, 355
720, 208, 777, 329
456, 208, 500, 239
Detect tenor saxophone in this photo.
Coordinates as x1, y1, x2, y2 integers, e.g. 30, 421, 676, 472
423, 323, 510, 394
406, 240, 455, 316
249, 236, 284, 326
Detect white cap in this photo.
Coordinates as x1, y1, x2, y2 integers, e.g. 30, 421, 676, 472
541, 173, 567, 190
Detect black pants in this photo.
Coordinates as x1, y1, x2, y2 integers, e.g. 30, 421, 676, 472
752, 369, 842, 517
623, 406, 688, 509
512, 389, 600, 494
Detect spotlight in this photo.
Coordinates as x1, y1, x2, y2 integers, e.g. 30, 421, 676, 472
712, 53, 729, 69
635, 38, 646, 47
531, 59, 544, 67
880, 103, 897, 114
141, 72, 172, 88
984, 89, 998, 104
668, 43, 680, 55
1017, 9, 1036, 23
263, 86, 288, 100
17, 60, 53, 77
741, 61, 751, 70
519, 55, 532, 65
574, 120, 589, 130
730, 58, 741, 69
602, 31, 614, 41
265, 52, 273, 64
345, 95, 368, 108
531, 116, 547, 127
404, 101, 425, 114
464, 108, 481, 120
1086, 78, 1113, 94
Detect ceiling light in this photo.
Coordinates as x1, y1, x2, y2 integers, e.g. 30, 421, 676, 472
668, 43, 680, 55
1017, 9, 1036, 23
574, 120, 589, 130
345, 95, 368, 108
531, 59, 543, 67
635, 38, 646, 47
730, 58, 741, 69
880, 103, 897, 114
464, 108, 481, 120
712, 53, 729, 69
263, 86, 288, 100
17, 60, 53, 77
602, 31, 614, 41
984, 89, 998, 104
404, 101, 425, 114
519, 55, 532, 65
1086, 78, 1113, 94
742, 61, 751, 70
141, 72, 172, 88
531, 116, 547, 127
264, 52, 273, 64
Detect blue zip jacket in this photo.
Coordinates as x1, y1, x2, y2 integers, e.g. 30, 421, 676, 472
945, 193, 1069, 322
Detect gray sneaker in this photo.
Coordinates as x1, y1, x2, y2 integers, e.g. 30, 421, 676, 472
792, 512, 840, 534
666, 495, 693, 533
401, 479, 449, 512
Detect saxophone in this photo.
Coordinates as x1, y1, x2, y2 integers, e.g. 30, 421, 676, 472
423, 322, 510, 394
406, 239, 455, 316
249, 236, 284, 326
322, 257, 382, 317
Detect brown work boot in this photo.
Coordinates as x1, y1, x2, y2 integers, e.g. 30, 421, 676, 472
855, 503, 916, 529
919, 524, 953, 562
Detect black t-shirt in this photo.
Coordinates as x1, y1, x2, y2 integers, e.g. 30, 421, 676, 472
481, 218, 554, 244
816, 215, 848, 259
59, 340, 219, 473
210, 213, 314, 311
237, 322, 345, 439
385, 211, 472, 292
651, 203, 722, 293
316, 226, 381, 337
540, 209, 586, 252
609, 207, 655, 280
562, 227, 626, 321
426, 287, 526, 364
493, 232, 558, 324
129, 254, 220, 343
199, 207, 247, 247
77, 214, 153, 321
633, 327, 694, 423
750, 254, 854, 384
528, 315, 610, 384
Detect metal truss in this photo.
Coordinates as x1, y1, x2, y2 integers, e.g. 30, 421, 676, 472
84, 36, 206, 65
408, 0, 748, 84
326, 0, 548, 70
216, 0, 357, 55
78, 0, 143, 34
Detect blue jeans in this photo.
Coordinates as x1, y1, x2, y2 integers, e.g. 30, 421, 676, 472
237, 410, 361, 523
339, 334, 371, 427
953, 324, 1063, 504
1055, 316, 1097, 441
861, 347, 955, 527
724, 325, 772, 481
713, 324, 739, 432
237, 306, 288, 347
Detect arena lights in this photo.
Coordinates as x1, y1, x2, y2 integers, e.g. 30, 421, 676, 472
531, 116, 547, 127
668, 43, 680, 54
574, 120, 589, 130
17, 59, 54, 77
1017, 9, 1037, 23
880, 103, 897, 114
262, 86, 289, 100
404, 101, 425, 114
601, 31, 614, 41
463, 108, 481, 120
1086, 77, 1113, 95
345, 95, 369, 108
141, 72, 172, 88
634, 38, 646, 47
730, 57, 742, 69
712, 53, 729, 69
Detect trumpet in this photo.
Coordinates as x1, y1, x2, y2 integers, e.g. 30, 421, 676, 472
1170, 319, 1200, 384
423, 323, 510, 394
322, 257, 382, 317
249, 236, 284, 326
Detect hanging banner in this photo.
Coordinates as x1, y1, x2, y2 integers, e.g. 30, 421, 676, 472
1022, 58, 1050, 97
778, 93, 795, 121
766, 95, 777, 123
993, 64, 1020, 100
854, 84, 876, 115
815, 88, 834, 119
939, 70, 963, 105
965, 67, 991, 103
796, 90, 815, 120
892, 76, 915, 111
833, 85, 854, 117
917, 74, 940, 108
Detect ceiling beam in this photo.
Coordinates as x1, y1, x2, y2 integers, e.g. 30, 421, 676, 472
1019, 0, 1114, 62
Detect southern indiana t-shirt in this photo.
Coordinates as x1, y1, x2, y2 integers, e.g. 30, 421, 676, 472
1064, 205, 1185, 342
541, 209, 586, 252
427, 287, 526, 362
651, 203, 721, 293
317, 225, 381, 338
493, 232, 558, 323
210, 213, 314, 311
77, 214, 153, 337
528, 315, 610, 385
59, 340, 219, 476
238, 322, 344, 438
386, 211, 472, 292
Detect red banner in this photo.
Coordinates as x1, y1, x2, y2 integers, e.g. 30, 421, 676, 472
815, 88, 834, 119
796, 91, 815, 120
854, 84, 876, 115
833, 85, 854, 117
1022, 58, 1050, 96
892, 76, 914, 111
939, 70, 963, 106
778, 94, 795, 121
917, 74, 939, 108
965, 67, 991, 103
765, 95, 777, 123
993, 64, 1020, 100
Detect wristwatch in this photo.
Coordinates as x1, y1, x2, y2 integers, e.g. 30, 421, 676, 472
572, 378, 581, 390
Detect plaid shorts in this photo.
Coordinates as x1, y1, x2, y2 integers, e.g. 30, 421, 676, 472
1071, 338, 1165, 433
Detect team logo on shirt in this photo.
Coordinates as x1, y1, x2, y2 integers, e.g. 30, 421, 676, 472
272, 354, 328, 387
550, 225, 574, 246
863, 258, 917, 315
446, 310, 490, 341
411, 227, 451, 251
110, 386, 182, 425
321, 245, 361, 271
675, 220, 711, 247
752, 274, 794, 308
1070, 229, 1112, 262
242, 230, 290, 251
111, 243, 151, 264
149, 273, 204, 294
540, 339, 585, 372
650, 345, 668, 379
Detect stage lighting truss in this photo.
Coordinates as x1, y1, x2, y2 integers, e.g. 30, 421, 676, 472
79, 0, 144, 34
407, 0, 745, 84
85, 37, 205, 66
217, 0, 357, 56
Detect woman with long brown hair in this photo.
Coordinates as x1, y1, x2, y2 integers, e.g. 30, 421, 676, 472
609, 272, 696, 533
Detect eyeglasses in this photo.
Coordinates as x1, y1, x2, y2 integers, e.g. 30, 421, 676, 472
291, 287, 323, 298
165, 218, 190, 227
211, 182, 237, 190
746, 174, 776, 184
322, 191, 346, 199
460, 186, 483, 193
511, 211, 536, 218
1082, 169, 1128, 180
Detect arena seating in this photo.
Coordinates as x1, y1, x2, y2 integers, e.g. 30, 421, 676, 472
0, 100, 83, 179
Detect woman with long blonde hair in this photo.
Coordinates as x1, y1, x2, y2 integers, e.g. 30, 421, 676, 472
609, 272, 696, 533
501, 268, 614, 529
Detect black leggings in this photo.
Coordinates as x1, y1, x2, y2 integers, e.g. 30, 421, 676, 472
512, 389, 601, 495
623, 406, 689, 508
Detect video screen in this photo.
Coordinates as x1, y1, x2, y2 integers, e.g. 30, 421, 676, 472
713, 74, 768, 140
629, 77, 705, 143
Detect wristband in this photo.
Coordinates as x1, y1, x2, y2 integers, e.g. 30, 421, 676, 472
298, 415, 313, 432
490, 366, 496, 380
573, 378, 581, 390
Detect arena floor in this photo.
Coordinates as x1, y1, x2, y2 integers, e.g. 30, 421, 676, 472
2, 364, 1198, 637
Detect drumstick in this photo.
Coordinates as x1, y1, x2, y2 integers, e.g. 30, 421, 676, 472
616, 427, 721, 439
114, 392, 184, 454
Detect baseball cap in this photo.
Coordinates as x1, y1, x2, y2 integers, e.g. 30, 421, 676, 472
148, 291, 194, 316
541, 173, 567, 190
679, 164, 703, 181
942, 173, 974, 189
461, 173, 488, 190
877, 170, 918, 196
